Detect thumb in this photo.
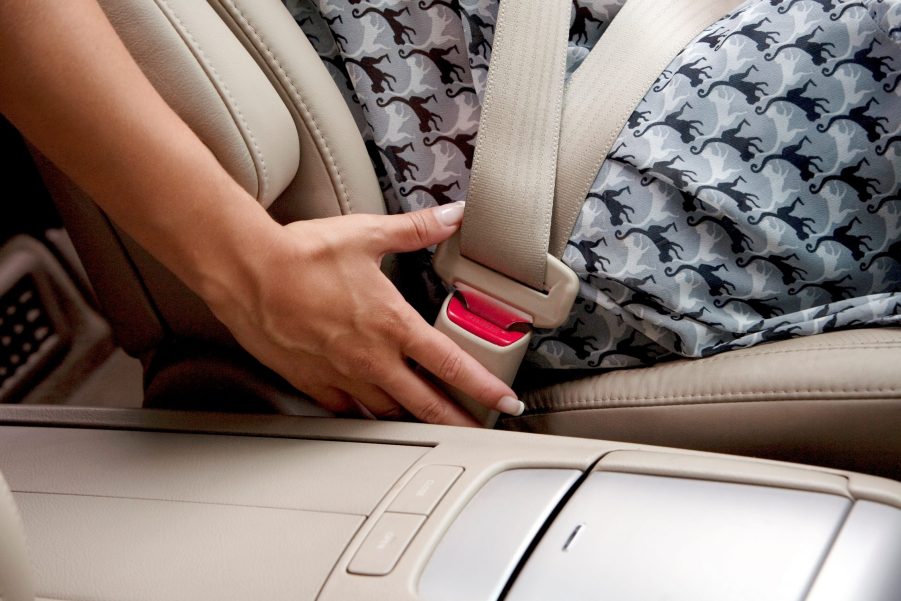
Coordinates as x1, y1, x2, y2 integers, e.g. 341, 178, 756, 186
379, 201, 465, 253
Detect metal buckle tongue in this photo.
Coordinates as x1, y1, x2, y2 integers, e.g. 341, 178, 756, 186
432, 234, 580, 426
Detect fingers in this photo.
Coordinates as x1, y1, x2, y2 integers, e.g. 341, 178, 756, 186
306, 385, 360, 416
375, 202, 465, 254
403, 319, 524, 417
341, 379, 411, 420
379, 364, 482, 427
245, 202, 521, 428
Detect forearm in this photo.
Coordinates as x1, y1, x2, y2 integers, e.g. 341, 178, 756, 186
0, 0, 275, 305
0, 1, 520, 424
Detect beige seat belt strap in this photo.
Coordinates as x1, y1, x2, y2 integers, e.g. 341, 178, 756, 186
432, 0, 741, 426
460, 0, 571, 291
0, 470, 34, 601
549, 0, 745, 258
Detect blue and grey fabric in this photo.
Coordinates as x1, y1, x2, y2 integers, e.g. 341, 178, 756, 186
284, 0, 901, 371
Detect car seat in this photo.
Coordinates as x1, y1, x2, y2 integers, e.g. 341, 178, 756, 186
33, 0, 901, 477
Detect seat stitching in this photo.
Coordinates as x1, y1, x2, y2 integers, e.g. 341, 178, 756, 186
524, 343, 901, 409
154, 0, 269, 199
517, 395, 901, 417
527, 386, 901, 411
221, 0, 354, 214
544, 341, 901, 376
646, 341, 901, 367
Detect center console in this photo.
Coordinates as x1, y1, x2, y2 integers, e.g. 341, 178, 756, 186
0, 406, 899, 601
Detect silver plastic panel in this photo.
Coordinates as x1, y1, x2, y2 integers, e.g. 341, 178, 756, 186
806, 501, 901, 601
507, 472, 851, 601
419, 469, 580, 601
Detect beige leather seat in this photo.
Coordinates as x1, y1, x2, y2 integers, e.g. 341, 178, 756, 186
504, 328, 901, 478
35, 0, 901, 477
35, 0, 385, 411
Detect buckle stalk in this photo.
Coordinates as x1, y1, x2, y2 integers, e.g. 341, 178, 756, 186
432, 234, 579, 426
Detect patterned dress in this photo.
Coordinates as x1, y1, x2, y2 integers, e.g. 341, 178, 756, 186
285, 0, 901, 370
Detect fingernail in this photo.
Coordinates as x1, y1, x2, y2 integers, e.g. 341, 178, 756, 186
497, 395, 525, 416
436, 201, 465, 226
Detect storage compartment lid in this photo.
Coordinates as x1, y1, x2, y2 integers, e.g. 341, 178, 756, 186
806, 500, 901, 601
419, 469, 581, 601
506, 471, 851, 601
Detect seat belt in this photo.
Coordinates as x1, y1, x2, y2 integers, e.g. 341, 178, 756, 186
0, 470, 34, 601
434, 0, 575, 425
433, 0, 743, 425
551, 0, 746, 257
459, 0, 571, 291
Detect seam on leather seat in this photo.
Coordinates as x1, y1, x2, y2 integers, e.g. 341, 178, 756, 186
513, 396, 901, 420
153, 0, 269, 199
219, 0, 354, 214
672, 342, 901, 365
526, 387, 901, 413
524, 343, 901, 411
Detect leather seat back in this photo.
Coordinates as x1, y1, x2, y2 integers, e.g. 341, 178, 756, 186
37, 0, 383, 357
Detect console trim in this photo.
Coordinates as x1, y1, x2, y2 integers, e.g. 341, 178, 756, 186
418, 468, 581, 601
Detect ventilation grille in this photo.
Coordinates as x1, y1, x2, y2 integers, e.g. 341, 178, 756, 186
0, 275, 64, 401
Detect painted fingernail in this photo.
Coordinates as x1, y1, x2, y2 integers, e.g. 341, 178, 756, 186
436, 201, 465, 226
498, 395, 525, 416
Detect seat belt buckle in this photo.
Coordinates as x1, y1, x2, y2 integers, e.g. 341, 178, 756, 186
432, 233, 579, 426
435, 285, 533, 426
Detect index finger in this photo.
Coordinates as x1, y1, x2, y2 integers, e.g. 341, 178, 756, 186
403, 320, 524, 417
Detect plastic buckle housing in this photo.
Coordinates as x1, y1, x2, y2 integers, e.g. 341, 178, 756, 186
433, 234, 579, 330
432, 234, 580, 426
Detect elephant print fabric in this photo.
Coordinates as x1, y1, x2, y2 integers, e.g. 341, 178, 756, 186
285, 0, 901, 370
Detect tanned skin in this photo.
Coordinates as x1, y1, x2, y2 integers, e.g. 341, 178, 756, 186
0, 1, 521, 425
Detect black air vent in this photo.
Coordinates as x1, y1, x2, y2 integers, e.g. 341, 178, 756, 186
0, 275, 65, 401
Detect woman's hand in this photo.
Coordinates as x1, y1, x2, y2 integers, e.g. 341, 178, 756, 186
205, 202, 523, 426
0, 2, 520, 426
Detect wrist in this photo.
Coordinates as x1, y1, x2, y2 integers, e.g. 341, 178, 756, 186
175, 185, 285, 320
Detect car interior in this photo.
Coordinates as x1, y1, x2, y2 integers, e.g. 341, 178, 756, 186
0, 0, 899, 600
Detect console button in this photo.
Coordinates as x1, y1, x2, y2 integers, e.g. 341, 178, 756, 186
389, 465, 463, 515
348, 512, 425, 576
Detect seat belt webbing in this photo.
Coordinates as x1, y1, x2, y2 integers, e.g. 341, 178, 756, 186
460, 0, 744, 280
460, 0, 571, 291
550, 0, 746, 258
435, 0, 742, 424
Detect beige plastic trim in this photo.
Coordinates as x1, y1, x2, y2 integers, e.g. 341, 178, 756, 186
598, 450, 850, 498
847, 474, 901, 509
16, 492, 361, 601
4, 406, 899, 506
550, 0, 744, 256
0, 427, 424, 516
0, 470, 33, 601
433, 233, 579, 329
1, 408, 901, 601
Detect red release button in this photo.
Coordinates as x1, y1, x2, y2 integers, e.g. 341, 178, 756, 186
446, 295, 528, 347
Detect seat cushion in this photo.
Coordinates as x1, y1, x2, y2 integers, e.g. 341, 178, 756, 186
501, 328, 901, 479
